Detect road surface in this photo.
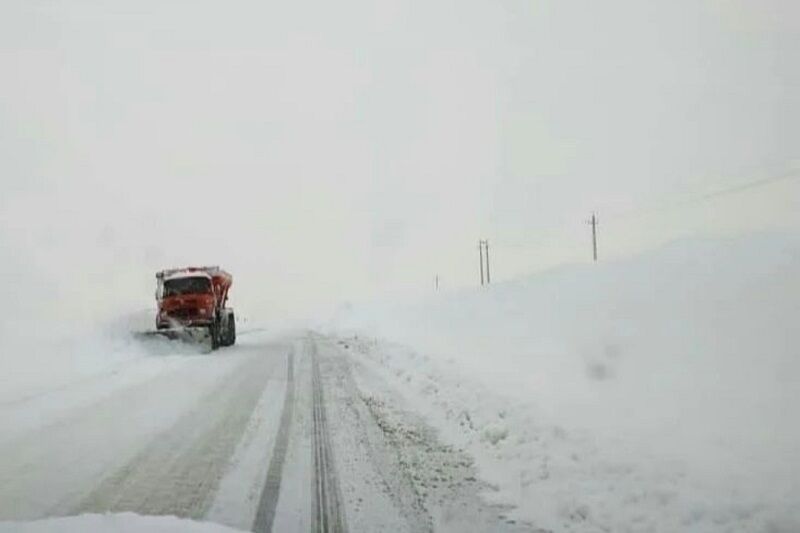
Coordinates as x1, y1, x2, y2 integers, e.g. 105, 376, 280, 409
0, 331, 535, 532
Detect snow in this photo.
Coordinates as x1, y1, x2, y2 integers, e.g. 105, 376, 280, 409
326, 232, 800, 532
164, 271, 213, 281
0, 308, 200, 405
0, 513, 245, 533
205, 348, 288, 531
0, 348, 251, 519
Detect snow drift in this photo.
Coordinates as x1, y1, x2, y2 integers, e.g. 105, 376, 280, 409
0, 307, 204, 406
328, 231, 800, 532
0, 513, 245, 533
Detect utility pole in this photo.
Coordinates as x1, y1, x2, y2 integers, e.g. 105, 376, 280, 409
435, 274, 439, 291
478, 239, 491, 285
478, 240, 485, 285
485, 240, 491, 284
588, 212, 598, 262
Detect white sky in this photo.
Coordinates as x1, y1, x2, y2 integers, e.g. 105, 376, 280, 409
1, 0, 798, 325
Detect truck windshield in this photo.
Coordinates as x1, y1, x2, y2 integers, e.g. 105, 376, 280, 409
163, 277, 212, 297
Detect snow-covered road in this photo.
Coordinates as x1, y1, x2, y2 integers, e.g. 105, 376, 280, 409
0, 331, 533, 532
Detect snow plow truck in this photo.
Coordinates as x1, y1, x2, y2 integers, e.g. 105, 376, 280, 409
155, 266, 236, 349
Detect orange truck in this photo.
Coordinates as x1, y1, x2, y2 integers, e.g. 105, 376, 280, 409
155, 266, 236, 349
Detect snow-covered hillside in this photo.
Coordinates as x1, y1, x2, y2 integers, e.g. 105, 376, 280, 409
327, 232, 800, 532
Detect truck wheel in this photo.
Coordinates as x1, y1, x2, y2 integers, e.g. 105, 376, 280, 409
210, 323, 220, 350
227, 314, 236, 346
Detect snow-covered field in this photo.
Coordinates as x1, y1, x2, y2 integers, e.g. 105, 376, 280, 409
326, 232, 800, 532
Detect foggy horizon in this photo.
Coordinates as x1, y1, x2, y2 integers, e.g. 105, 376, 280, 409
2, 0, 797, 325
1, 2, 799, 532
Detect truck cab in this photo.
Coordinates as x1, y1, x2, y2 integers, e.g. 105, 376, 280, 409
155, 266, 235, 349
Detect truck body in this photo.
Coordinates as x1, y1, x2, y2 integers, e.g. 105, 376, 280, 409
155, 266, 236, 349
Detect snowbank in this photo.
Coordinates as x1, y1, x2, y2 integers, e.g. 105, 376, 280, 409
328, 232, 800, 532
0, 308, 205, 405
0, 513, 245, 532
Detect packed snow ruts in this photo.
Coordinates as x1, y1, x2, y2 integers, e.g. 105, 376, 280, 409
252, 349, 296, 533
75, 351, 277, 518
310, 337, 348, 533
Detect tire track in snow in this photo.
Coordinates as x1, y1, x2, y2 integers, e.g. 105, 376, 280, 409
252, 350, 295, 533
311, 337, 347, 533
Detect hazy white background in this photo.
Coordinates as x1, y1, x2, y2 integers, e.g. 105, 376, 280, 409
1, 0, 798, 330
0, 3, 798, 530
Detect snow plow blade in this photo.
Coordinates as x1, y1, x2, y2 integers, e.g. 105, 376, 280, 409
133, 327, 210, 342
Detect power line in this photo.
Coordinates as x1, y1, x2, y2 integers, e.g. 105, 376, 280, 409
608, 168, 800, 222
490, 168, 799, 250
700, 170, 799, 201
